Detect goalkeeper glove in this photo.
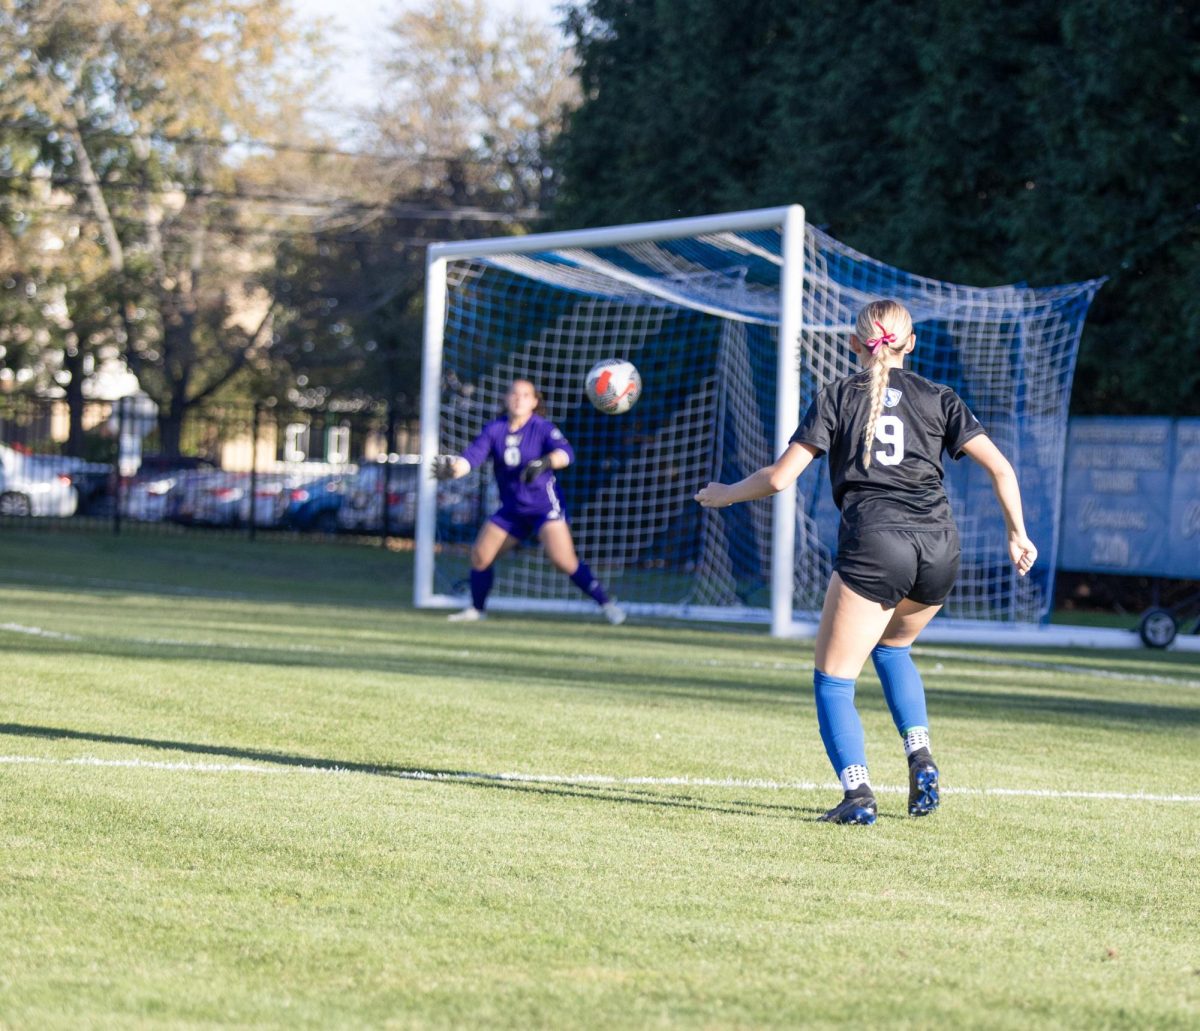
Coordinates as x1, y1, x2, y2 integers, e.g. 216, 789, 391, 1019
432, 454, 461, 480
520, 457, 551, 483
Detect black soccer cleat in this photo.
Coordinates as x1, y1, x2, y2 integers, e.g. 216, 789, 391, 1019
818, 785, 878, 825
907, 747, 940, 817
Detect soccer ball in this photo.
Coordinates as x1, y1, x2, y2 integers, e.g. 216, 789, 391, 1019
585, 358, 641, 415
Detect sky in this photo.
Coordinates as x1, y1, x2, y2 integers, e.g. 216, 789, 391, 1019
290, 0, 568, 136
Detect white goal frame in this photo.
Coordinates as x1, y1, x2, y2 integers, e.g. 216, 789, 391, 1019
414, 206, 1155, 650
416, 205, 805, 634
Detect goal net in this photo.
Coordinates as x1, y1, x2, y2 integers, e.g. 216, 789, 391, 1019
416, 206, 1103, 637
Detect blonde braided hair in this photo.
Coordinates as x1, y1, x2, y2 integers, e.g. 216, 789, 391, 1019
855, 300, 913, 470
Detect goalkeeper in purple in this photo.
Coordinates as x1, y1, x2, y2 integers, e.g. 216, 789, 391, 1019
695, 300, 1037, 826
434, 378, 626, 625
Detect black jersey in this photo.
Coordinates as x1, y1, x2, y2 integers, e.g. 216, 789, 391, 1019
790, 368, 985, 533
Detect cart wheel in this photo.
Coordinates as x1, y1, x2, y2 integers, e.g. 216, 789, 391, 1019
1138, 608, 1178, 649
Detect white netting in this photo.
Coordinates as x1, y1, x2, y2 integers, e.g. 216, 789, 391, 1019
427, 214, 1102, 625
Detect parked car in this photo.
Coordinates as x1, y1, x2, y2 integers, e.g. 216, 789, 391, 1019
118, 458, 216, 523
0, 443, 84, 517
334, 458, 496, 539
121, 470, 183, 522
276, 474, 347, 533
436, 476, 493, 542
51, 458, 112, 514
336, 458, 421, 535
171, 470, 291, 528
240, 474, 295, 528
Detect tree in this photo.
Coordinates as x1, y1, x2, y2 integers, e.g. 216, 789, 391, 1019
553, 0, 783, 227
262, 216, 436, 420
372, 0, 579, 215
0, 132, 61, 398
0, 0, 330, 453
265, 0, 580, 425
554, 0, 1200, 415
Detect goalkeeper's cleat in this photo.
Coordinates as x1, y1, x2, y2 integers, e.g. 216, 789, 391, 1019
907, 747, 939, 816
817, 785, 877, 825
447, 606, 486, 622
602, 601, 627, 626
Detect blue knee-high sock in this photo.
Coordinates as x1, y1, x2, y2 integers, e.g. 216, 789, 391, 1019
813, 669, 866, 774
470, 568, 494, 611
569, 561, 609, 605
871, 643, 928, 736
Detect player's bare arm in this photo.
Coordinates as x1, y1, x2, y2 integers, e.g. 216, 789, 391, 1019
694, 442, 819, 508
545, 447, 571, 470
960, 434, 1038, 576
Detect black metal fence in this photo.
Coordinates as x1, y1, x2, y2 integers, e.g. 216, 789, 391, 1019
0, 394, 483, 542
6, 393, 1196, 635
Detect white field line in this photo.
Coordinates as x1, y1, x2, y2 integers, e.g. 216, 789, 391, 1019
0, 622, 82, 641
2, 570, 252, 599
0, 622, 335, 654
124, 636, 334, 652
1, 753, 1198, 803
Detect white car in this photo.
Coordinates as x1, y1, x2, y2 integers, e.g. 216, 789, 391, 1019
0, 443, 80, 517
121, 470, 186, 522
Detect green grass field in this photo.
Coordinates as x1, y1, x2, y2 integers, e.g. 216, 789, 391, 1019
1, 529, 1198, 1028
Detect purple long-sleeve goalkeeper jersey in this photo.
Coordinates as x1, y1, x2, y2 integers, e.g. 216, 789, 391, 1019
460, 413, 575, 515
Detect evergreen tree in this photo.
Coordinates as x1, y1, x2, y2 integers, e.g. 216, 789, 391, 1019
554, 0, 1200, 414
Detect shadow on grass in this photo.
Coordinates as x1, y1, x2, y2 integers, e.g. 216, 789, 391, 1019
0, 721, 832, 820
2, 631, 807, 710
6, 614, 1199, 737
7, 623, 1199, 730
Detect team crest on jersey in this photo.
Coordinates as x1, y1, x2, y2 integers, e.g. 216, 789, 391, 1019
883, 388, 902, 409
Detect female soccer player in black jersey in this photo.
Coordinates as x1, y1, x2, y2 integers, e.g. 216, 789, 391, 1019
695, 299, 1037, 825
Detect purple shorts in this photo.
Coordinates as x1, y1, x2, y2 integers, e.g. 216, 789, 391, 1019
488, 505, 568, 542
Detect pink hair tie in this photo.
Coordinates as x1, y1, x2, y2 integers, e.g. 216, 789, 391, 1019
864, 320, 896, 354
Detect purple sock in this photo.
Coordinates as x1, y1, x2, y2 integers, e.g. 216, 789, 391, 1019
470, 568, 494, 611
569, 561, 609, 605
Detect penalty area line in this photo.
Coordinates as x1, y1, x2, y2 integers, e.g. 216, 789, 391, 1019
2, 754, 1199, 804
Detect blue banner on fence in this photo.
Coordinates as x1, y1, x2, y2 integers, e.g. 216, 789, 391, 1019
1167, 420, 1200, 578
1059, 417, 1200, 579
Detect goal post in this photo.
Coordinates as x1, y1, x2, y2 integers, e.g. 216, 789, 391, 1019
415, 205, 1104, 642
773, 205, 806, 638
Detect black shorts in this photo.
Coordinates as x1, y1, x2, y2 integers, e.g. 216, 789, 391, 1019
834, 526, 961, 608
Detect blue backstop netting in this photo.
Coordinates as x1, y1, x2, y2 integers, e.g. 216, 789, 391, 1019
432, 218, 1103, 624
